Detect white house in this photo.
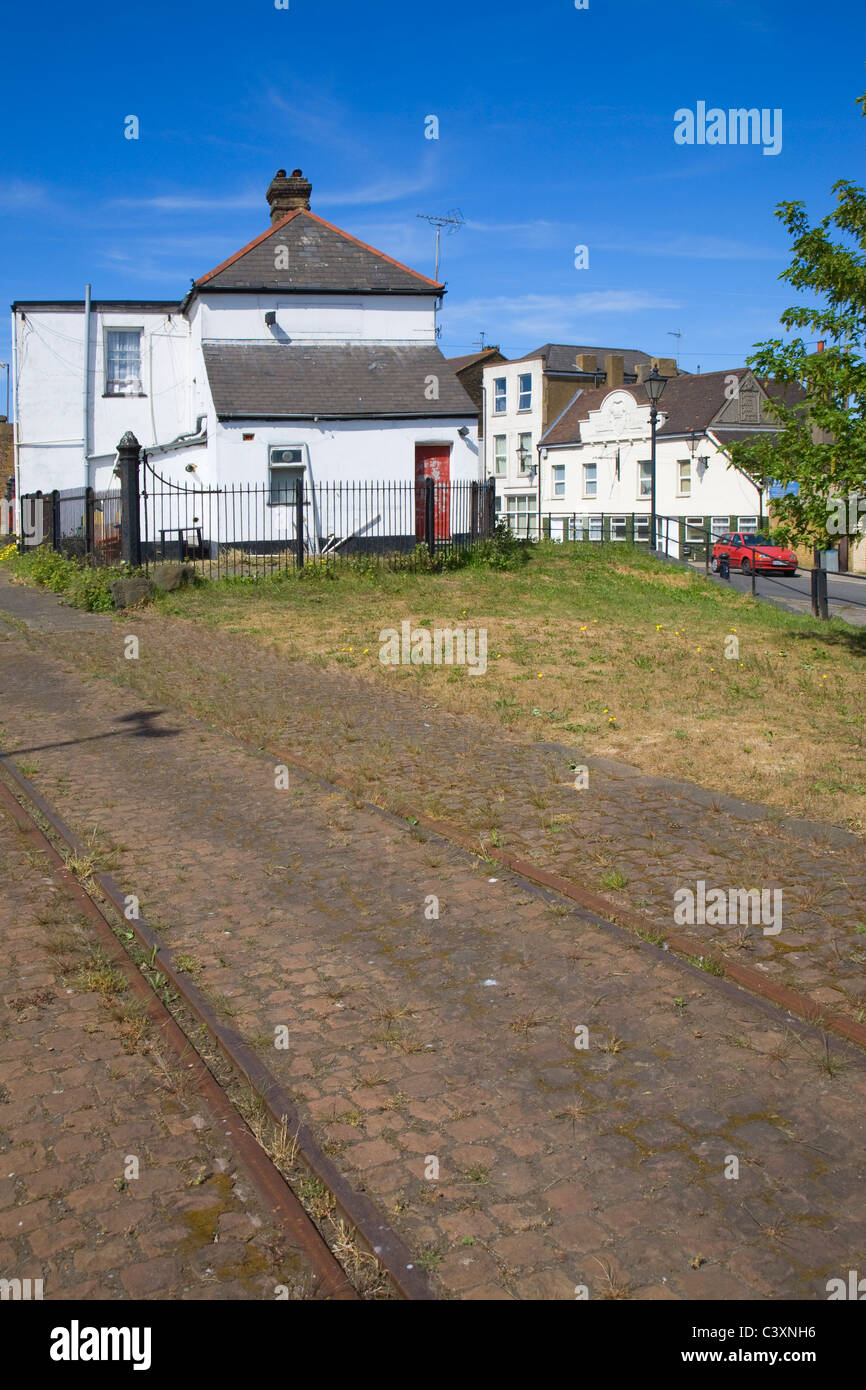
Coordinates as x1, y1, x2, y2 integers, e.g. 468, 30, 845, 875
533, 369, 782, 552
481, 344, 659, 525
12, 168, 479, 518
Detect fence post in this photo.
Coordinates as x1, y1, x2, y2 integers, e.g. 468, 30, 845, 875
48, 490, 60, 551
116, 432, 142, 567
425, 476, 435, 556
470, 481, 479, 541
485, 478, 496, 535
811, 557, 829, 619
295, 477, 305, 568
84, 486, 95, 561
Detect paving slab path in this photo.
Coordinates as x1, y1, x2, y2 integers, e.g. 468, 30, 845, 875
0, 585, 864, 1299
0, 785, 319, 1301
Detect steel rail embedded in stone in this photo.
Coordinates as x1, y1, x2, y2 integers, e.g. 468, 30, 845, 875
0, 756, 435, 1302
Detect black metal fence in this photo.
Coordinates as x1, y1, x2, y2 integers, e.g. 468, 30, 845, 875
139, 459, 497, 578
18, 437, 841, 617
18, 487, 123, 564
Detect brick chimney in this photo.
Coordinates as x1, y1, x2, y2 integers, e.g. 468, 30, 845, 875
652, 357, 677, 378
266, 168, 312, 223
604, 354, 624, 387
576, 353, 597, 373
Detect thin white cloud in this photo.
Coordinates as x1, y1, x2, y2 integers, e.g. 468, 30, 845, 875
111, 170, 435, 215
442, 291, 681, 343
598, 234, 780, 261
316, 173, 435, 208
0, 180, 49, 209
110, 192, 260, 212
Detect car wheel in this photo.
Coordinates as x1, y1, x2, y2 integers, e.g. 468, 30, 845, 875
741, 557, 751, 573
711, 556, 720, 573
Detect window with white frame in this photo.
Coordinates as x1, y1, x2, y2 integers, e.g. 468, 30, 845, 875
552, 463, 565, 497
685, 516, 705, 543
588, 514, 603, 541
737, 516, 759, 531
493, 377, 507, 414
677, 459, 692, 496
711, 516, 730, 541
105, 329, 142, 395
493, 435, 506, 476
633, 515, 650, 542
609, 515, 627, 541
518, 372, 532, 411
518, 432, 533, 473
269, 446, 305, 503
506, 493, 537, 537
583, 462, 598, 498
638, 461, 652, 498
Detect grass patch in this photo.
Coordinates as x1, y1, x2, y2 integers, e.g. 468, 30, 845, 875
13, 541, 864, 831
4, 545, 122, 611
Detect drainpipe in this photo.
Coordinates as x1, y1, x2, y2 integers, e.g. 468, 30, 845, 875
82, 283, 92, 489
11, 309, 20, 515
480, 382, 487, 485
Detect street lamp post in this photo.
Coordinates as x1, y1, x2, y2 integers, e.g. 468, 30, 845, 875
644, 366, 669, 551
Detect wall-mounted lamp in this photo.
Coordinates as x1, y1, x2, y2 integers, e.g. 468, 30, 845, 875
458, 425, 469, 437
265, 311, 277, 327
184, 463, 197, 473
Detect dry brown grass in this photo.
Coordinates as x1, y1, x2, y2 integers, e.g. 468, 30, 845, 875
146, 545, 865, 833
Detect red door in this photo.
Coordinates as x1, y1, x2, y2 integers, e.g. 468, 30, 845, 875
415, 444, 451, 541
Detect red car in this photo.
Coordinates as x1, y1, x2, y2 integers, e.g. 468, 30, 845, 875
711, 532, 798, 576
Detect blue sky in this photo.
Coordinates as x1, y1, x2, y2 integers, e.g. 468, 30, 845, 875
2, 0, 864, 398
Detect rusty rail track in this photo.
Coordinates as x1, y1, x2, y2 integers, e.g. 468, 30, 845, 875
0, 756, 436, 1302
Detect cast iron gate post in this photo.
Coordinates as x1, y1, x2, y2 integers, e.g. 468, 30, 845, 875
117, 432, 142, 567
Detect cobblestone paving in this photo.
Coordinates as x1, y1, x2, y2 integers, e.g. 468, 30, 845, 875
47, 608, 866, 1023
0, 783, 317, 1301
0, 623, 864, 1300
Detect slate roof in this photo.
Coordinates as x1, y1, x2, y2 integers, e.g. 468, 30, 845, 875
446, 348, 507, 373
515, 343, 653, 376
541, 370, 800, 446
202, 343, 477, 420
194, 210, 443, 295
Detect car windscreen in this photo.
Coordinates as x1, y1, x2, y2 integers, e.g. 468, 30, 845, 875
741, 534, 771, 546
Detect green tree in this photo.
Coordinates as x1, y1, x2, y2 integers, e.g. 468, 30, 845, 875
727, 93, 866, 550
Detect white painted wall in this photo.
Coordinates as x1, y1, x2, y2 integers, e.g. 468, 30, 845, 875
482, 357, 543, 493
14, 286, 467, 502
195, 293, 437, 344
15, 306, 190, 493
538, 390, 763, 535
